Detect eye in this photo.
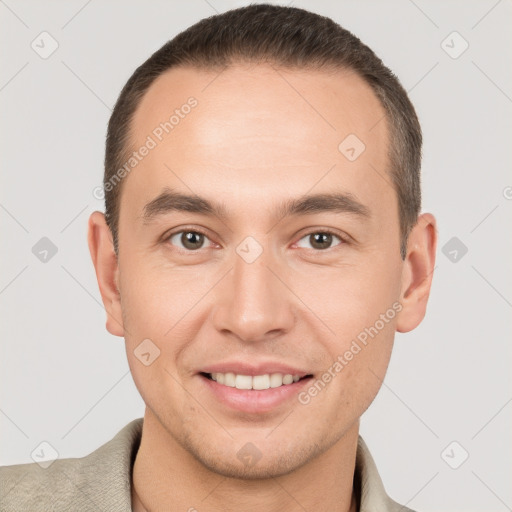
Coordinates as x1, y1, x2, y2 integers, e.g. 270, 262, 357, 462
295, 230, 345, 251
167, 229, 214, 251
164, 228, 346, 253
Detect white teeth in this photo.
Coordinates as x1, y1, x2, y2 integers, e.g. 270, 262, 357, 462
208, 372, 303, 390
235, 374, 252, 390
282, 374, 294, 385
269, 373, 283, 388
252, 374, 270, 390
224, 372, 236, 387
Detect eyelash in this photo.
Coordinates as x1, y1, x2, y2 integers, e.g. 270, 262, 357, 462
163, 227, 348, 253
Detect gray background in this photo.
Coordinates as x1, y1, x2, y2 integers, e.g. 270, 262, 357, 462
1, 1, 511, 511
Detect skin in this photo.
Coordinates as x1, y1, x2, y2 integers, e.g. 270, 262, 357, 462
88, 63, 437, 512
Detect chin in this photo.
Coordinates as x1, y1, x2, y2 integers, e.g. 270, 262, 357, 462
181, 429, 325, 480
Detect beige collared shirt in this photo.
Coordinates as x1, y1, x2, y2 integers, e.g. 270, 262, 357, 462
1, 418, 416, 511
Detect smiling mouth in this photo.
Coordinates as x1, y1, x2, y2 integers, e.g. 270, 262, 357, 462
200, 372, 313, 390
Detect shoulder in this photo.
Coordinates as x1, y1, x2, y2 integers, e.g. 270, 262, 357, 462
0, 456, 87, 511
356, 435, 420, 512
0, 418, 143, 512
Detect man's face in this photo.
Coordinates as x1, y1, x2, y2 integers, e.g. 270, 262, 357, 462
115, 64, 404, 477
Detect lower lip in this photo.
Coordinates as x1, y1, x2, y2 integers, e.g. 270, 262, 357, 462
199, 374, 312, 414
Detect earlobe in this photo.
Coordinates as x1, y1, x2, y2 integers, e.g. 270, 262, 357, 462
396, 213, 437, 333
87, 211, 125, 337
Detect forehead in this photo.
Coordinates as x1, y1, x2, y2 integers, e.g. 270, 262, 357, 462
123, 63, 392, 222
131, 63, 388, 151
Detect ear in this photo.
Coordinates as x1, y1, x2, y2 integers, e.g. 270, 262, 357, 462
396, 213, 437, 333
87, 211, 125, 337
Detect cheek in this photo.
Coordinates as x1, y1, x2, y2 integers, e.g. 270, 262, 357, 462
299, 315, 396, 428
293, 254, 401, 340
119, 255, 204, 337
294, 258, 400, 402
118, 259, 212, 391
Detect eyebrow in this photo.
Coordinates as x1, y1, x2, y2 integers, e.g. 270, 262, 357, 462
142, 187, 370, 224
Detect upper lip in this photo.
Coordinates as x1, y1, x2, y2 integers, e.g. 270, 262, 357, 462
199, 361, 311, 378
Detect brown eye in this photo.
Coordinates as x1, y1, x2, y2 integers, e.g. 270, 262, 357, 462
168, 230, 209, 251
296, 231, 343, 251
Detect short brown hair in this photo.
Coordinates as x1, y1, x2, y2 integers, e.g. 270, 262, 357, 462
104, 3, 422, 259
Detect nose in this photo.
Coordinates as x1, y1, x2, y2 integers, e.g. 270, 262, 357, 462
211, 245, 296, 344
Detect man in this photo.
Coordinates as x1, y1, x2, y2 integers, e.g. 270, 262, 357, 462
0, 4, 436, 511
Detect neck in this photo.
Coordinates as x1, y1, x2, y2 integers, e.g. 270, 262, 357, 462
131, 409, 359, 512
